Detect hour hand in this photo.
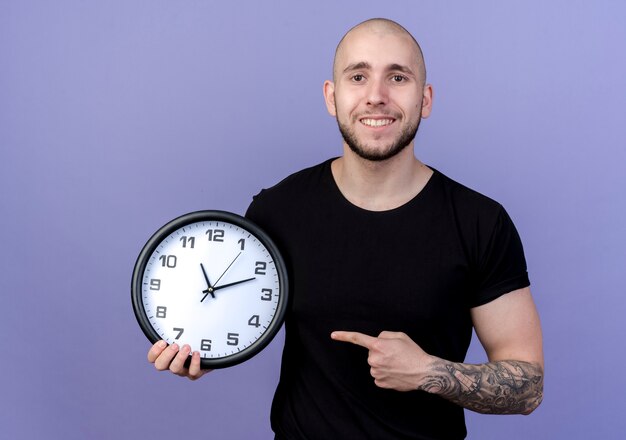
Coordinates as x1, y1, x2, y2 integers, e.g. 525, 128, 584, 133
200, 263, 215, 300
213, 277, 256, 291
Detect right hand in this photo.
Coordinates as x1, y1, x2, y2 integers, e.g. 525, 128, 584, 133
147, 340, 212, 381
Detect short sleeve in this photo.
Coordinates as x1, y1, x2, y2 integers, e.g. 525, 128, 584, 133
471, 206, 530, 307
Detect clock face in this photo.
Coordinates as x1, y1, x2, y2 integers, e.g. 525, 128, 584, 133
131, 211, 288, 369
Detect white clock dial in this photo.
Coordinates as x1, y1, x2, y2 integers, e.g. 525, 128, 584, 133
132, 211, 288, 368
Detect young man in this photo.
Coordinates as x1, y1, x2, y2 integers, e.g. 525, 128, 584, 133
149, 18, 543, 439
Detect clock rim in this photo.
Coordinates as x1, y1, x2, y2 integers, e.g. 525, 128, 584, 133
131, 210, 289, 369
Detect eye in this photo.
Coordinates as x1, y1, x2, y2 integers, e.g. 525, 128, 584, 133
351, 74, 364, 82
391, 74, 407, 83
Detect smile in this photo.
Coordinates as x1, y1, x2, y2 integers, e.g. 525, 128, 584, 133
360, 118, 395, 127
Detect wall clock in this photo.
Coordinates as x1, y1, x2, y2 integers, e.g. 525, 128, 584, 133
131, 210, 288, 369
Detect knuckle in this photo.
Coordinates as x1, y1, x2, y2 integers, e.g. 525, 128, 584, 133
368, 354, 380, 367
371, 339, 384, 351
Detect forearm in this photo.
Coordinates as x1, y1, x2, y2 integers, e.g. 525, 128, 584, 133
418, 358, 544, 415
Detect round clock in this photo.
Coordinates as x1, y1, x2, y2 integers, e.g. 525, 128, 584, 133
131, 210, 288, 369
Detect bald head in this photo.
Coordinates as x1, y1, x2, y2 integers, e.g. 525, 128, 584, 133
333, 18, 426, 86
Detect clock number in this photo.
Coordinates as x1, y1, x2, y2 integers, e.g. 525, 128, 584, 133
159, 255, 177, 268
200, 339, 212, 351
261, 288, 272, 301
149, 279, 161, 291
248, 315, 261, 328
206, 229, 224, 242
238, 238, 245, 250
156, 306, 167, 318
173, 327, 184, 340
227, 333, 239, 346
180, 236, 195, 248
255, 261, 267, 275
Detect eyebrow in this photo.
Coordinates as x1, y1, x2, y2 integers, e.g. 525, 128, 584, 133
342, 62, 415, 77
388, 63, 415, 76
342, 61, 371, 74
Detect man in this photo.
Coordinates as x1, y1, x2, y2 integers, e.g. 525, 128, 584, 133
148, 18, 543, 439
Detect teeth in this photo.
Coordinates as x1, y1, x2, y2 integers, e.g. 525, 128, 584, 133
361, 118, 394, 127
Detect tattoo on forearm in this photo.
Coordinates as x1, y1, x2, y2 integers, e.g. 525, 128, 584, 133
418, 360, 543, 414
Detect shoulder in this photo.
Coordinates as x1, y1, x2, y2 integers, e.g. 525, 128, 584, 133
431, 169, 529, 304
429, 168, 522, 254
260, 159, 331, 199
431, 168, 506, 219
249, 159, 334, 209
245, 158, 333, 224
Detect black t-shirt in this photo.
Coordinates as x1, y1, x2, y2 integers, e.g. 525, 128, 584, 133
246, 159, 530, 440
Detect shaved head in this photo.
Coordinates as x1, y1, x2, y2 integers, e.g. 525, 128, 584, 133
333, 18, 427, 86
323, 18, 434, 163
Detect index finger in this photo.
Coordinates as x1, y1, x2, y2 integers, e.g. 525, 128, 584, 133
331, 331, 377, 349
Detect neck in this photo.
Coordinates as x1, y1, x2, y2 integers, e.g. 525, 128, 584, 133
331, 144, 433, 211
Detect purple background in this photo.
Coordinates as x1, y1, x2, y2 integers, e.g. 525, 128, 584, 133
2, 1, 625, 439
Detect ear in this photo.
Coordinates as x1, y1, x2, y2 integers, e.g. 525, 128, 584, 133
420, 83, 433, 119
323, 80, 337, 117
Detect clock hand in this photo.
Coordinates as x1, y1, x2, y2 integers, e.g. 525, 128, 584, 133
200, 252, 242, 303
212, 277, 256, 291
200, 289, 214, 302
200, 263, 215, 301
212, 252, 241, 288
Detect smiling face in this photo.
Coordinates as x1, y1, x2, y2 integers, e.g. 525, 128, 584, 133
324, 21, 432, 162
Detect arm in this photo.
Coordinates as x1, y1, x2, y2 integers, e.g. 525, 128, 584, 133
420, 287, 544, 414
331, 287, 544, 415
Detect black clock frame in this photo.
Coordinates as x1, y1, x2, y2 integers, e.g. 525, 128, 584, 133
131, 210, 289, 369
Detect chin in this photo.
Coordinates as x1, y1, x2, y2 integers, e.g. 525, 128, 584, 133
338, 119, 419, 162
348, 142, 410, 162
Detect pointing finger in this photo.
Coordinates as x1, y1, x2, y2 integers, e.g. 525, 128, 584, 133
331, 331, 377, 349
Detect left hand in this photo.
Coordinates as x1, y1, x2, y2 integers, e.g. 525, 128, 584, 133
331, 330, 434, 391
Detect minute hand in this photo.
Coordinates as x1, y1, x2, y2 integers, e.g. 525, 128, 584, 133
212, 277, 256, 291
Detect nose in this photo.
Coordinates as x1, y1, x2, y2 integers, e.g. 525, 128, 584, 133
366, 77, 388, 106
